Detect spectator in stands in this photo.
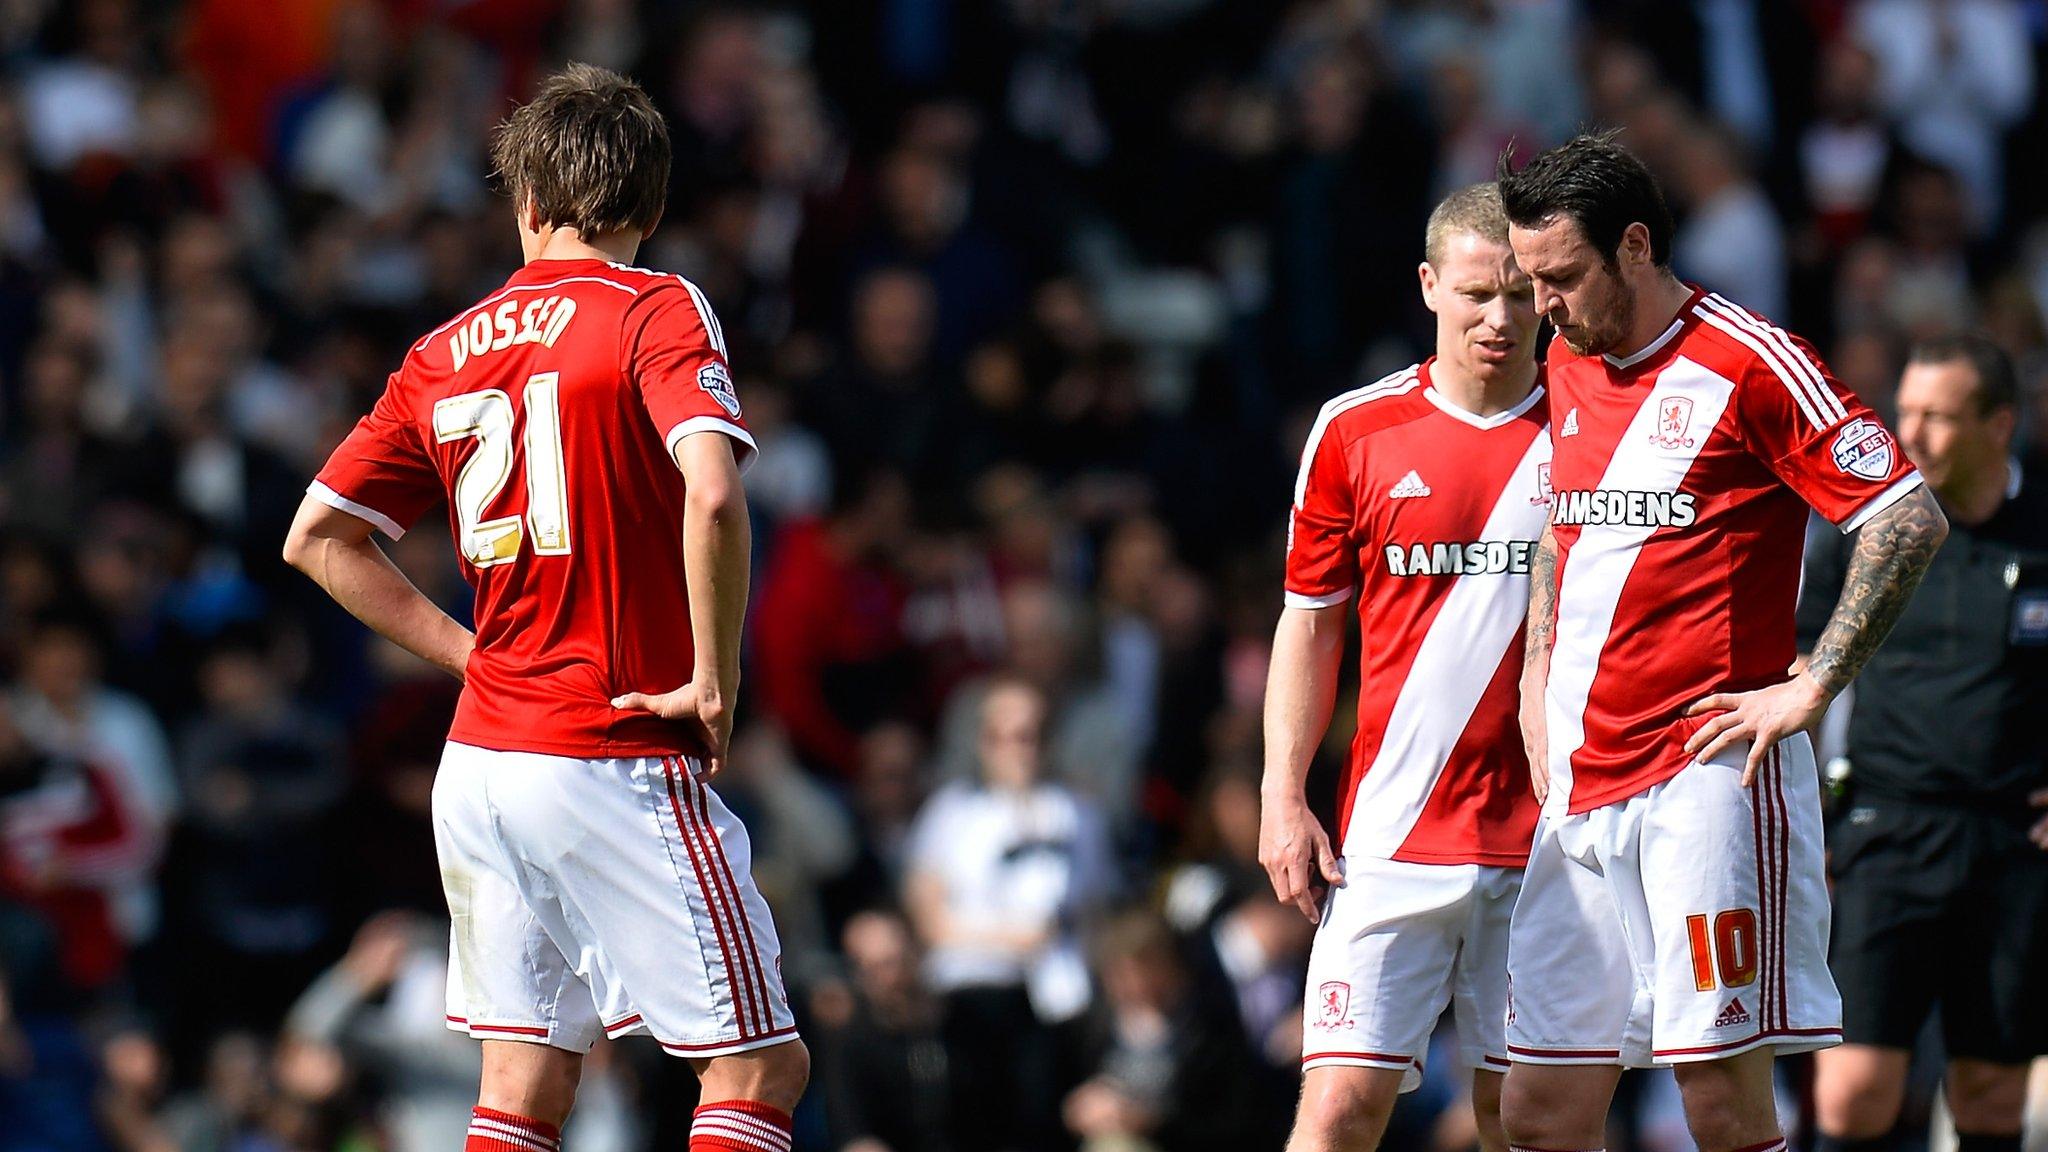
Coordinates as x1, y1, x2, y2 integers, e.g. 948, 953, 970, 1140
904, 676, 1116, 1150
1061, 909, 1264, 1152
815, 909, 956, 1152
752, 463, 915, 778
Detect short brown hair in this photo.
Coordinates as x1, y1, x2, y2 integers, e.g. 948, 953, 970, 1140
1425, 182, 1510, 265
489, 62, 670, 238
1907, 332, 2018, 414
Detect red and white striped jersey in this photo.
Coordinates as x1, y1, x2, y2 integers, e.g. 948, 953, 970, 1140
1543, 289, 1921, 814
1285, 360, 1550, 867
312, 257, 755, 759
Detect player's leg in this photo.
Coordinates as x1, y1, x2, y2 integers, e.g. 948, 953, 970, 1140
1469, 1069, 1505, 1152
494, 754, 807, 1151
1812, 1046, 1912, 1146
1812, 803, 1946, 1147
1294, 857, 1470, 1152
476, 1042, 582, 1129
1943, 1060, 2029, 1148
1641, 736, 1840, 1152
1500, 1063, 1623, 1151
1289, 1066, 1407, 1152
1670, 1048, 1783, 1152
1500, 812, 1635, 1151
1452, 865, 1519, 1152
434, 744, 605, 1149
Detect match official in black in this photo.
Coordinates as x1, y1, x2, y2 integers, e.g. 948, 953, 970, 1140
1800, 333, 2048, 1152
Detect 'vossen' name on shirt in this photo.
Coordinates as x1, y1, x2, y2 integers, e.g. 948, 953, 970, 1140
449, 295, 580, 371
1549, 488, 1698, 529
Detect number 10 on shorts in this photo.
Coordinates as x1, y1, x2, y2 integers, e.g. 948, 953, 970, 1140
1685, 909, 1759, 991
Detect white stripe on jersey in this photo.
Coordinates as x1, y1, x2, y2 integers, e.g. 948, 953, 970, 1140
1694, 295, 1845, 428
1701, 294, 1844, 424
1339, 427, 1553, 858
1292, 368, 1421, 508
678, 277, 728, 356
1545, 357, 1734, 812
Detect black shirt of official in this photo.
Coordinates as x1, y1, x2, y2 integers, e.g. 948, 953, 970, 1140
1796, 459, 2048, 806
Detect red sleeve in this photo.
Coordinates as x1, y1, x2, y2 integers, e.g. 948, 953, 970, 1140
1734, 333, 1922, 532
311, 371, 443, 539
624, 281, 758, 473
1284, 415, 1360, 608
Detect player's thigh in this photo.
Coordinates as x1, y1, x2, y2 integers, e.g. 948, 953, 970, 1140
1470, 1067, 1506, 1152
1640, 736, 1840, 1063
1451, 866, 1519, 1077
433, 743, 603, 1052
1504, 814, 1635, 1066
1292, 1065, 1406, 1151
1828, 804, 1950, 1050
491, 753, 797, 1055
1301, 857, 1472, 1088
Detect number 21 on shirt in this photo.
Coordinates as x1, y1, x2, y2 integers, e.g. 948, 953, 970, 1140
433, 372, 570, 566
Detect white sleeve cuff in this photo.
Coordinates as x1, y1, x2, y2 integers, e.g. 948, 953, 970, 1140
666, 417, 759, 476
1285, 587, 1355, 610
307, 481, 406, 540
1837, 473, 1925, 534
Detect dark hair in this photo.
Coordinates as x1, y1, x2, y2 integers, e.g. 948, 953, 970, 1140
489, 62, 671, 238
1497, 132, 1674, 267
1907, 332, 2018, 413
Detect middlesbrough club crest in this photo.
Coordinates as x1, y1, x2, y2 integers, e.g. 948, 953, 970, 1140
1315, 981, 1354, 1031
1650, 395, 1697, 449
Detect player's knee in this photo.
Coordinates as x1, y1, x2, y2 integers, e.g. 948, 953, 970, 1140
1294, 1068, 1397, 1150
1813, 1060, 1906, 1138
1673, 1057, 1777, 1150
1471, 1073, 1505, 1148
1944, 1060, 2027, 1133
697, 1037, 810, 1113
1499, 1070, 1598, 1148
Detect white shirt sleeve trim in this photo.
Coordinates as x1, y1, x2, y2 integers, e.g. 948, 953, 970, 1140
1837, 473, 1925, 534
666, 416, 760, 476
1284, 587, 1355, 610
307, 481, 407, 540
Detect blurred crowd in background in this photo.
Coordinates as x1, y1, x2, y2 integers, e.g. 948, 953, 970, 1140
0, 0, 2045, 1149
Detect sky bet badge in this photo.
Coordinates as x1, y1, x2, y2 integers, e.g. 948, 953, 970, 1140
1830, 418, 1895, 480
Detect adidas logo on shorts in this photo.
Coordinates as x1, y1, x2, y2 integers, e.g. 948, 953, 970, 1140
1389, 470, 1432, 499
1714, 997, 1752, 1028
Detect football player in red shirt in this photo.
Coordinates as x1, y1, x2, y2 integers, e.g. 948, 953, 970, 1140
1262, 183, 1548, 1152
1496, 134, 1946, 1152
284, 64, 805, 1152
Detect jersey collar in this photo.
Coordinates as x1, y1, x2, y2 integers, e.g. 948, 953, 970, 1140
1419, 359, 1546, 429
1602, 285, 1708, 372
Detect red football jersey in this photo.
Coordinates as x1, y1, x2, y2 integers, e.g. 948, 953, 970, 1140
1543, 289, 1920, 813
311, 257, 757, 758
1286, 361, 1549, 867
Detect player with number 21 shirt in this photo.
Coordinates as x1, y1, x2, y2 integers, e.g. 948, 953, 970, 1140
284, 63, 806, 1152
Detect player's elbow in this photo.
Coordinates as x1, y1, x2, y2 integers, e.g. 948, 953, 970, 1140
686, 472, 747, 523
281, 523, 319, 573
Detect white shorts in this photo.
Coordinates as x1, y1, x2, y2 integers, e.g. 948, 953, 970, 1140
1505, 734, 1841, 1067
433, 742, 797, 1057
1302, 857, 1521, 1091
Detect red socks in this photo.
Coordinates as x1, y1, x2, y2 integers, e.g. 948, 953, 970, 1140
466, 1108, 562, 1152
691, 1100, 795, 1152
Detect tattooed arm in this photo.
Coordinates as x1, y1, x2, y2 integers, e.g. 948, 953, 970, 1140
1521, 524, 1559, 804
1685, 486, 1948, 783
